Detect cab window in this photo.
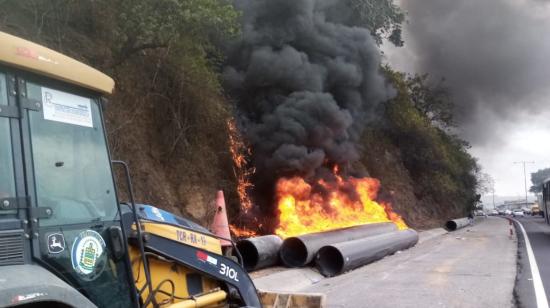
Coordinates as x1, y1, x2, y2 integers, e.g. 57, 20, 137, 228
26, 82, 118, 226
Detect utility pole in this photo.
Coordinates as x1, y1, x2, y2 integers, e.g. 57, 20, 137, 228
486, 175, 496, 209
514, 161, 535, 206
491, 179, 496, 209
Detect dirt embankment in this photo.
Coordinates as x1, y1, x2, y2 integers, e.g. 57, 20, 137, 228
0, 4, 238, 226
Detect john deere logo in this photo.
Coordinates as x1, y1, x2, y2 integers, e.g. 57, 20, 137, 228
71, 230, 106, 280
47, 233, 65, 254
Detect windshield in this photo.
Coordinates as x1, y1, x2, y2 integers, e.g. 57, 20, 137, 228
27, 82, 117, 226
0, 72, 16, 202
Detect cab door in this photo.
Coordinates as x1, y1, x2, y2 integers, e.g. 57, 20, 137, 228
15, 72, 137, 307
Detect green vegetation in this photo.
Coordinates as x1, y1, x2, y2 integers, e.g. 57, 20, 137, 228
323, 0, 406, 46
0, 0, 241, 221
367, 68, 480, 220
346, 0, 406, 46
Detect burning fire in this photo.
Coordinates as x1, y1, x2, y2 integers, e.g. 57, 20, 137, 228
275, 168, 407, 238
227, 119, 255, 214
227, 120, 407, 239
229, 225, 258, 238
227, 119, 259, 238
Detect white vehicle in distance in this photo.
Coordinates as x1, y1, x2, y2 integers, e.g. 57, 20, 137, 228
505, 209, 512, 215
512, 210, 525, 217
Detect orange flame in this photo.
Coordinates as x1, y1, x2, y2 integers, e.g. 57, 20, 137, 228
230, 224, 258, 238
226, 120, 406, 239
227, 119, 255, 214
275, 169, 407, 238
227, 119, 259, 237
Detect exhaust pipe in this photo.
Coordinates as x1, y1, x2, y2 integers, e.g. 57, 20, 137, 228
315, 229, 418, 277
237, 235, 283, 271
280, 222, 397, 267
444, 217, 470, 231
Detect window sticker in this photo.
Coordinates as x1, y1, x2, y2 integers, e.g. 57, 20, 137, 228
71, 230, 106, 281
47, 233, 65, 254
42, 87, 93, 127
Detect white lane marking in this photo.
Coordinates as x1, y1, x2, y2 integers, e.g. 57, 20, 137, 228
513, 218, 549, 308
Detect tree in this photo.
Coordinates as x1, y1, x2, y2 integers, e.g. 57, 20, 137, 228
346, 0, 406, 46
322, 0, 406, 46
406, 74, 454, 129
105, 0, 240, 67
530, 168, 550, 193
382, 67, 480, 215
476, 172, 495, 195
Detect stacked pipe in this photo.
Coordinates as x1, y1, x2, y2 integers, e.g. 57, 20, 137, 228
236, 222, 419, 277
315, 229, 418, 277
279, 222, 398, 267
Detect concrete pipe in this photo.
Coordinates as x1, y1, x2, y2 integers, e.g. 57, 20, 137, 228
279, 222, 398, 267
237, 235, 283, 271
444, 217, 470, 231
316, 229, 419, 277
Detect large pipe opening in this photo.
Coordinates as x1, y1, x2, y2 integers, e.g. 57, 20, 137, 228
236, 240, 259, 271
316, 246, 344, 277
279, 238, 308, 267
445, 220, 458, 231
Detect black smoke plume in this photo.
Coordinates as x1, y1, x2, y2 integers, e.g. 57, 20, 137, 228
224, 0, 391, 226
393, 0, 550, 145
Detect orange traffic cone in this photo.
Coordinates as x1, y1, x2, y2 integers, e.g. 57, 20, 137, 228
210, 190, 232, 247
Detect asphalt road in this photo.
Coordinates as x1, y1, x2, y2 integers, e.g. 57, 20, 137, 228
302, 217, 516, 308
514, 215, 550, 308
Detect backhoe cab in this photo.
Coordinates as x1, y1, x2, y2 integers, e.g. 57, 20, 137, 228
0, 31, 261, 307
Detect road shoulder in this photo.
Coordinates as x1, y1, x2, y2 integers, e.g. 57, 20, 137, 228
254, 217, 517, 308
252, 227, 448, 293
305, 217, 516, 307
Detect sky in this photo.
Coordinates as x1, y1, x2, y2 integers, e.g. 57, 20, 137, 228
382, 0, 550, 198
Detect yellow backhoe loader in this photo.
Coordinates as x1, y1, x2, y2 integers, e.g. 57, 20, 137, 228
0, 31, 324, 308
